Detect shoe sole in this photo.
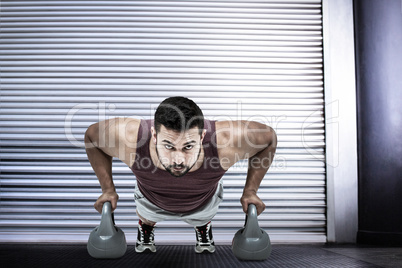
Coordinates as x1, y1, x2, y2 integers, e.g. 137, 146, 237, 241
195, 247, 215, 254
135, 246, 156, 253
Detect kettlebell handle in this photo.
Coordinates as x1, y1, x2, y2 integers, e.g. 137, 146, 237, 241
243, 204, 261, 238
102, 201, 112, 214
102, 202, 115, 218
247, 204, 258, 218
98, 201, 116, 236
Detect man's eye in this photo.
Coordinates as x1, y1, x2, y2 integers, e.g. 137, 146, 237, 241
165, 145, 173, 150
184, 145, 193, 150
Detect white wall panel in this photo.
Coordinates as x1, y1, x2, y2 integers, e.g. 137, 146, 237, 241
0, 0, 325, 244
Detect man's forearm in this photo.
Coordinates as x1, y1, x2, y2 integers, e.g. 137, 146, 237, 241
85, 132, 115, 193
244, 143, 276, 194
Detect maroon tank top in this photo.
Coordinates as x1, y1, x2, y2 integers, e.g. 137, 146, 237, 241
131, 119, 227, 213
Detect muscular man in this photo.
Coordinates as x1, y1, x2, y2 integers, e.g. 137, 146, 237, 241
85, 96, 277, 254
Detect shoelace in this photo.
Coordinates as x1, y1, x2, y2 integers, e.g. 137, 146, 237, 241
139, 222, 155, 244
196, 222, 211, 244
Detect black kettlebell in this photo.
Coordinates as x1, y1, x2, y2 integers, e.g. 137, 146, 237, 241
232, 204, 271, 260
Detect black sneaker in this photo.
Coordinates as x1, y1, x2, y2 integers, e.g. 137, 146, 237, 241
194, 221, 215, 253
135, 220, 156, 253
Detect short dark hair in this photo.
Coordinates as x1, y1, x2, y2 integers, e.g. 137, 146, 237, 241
154, 96, 204, 135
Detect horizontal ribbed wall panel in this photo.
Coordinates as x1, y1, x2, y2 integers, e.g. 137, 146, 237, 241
0, 0, 326, 244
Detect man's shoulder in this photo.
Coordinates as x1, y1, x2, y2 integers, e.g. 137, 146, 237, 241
214, 120, 245, 138
214, 121, 243, 168
214, 119, 274, 158
215, 120, 271, 133
101, 117, 138, 137
122, 117, 142, 130
113, 117, 142, 167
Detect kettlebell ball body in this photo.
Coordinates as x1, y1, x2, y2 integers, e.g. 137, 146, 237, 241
87, 202, 127, 259
232, 204, 272, 261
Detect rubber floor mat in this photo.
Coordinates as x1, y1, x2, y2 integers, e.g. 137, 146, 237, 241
0, 244, 382, 268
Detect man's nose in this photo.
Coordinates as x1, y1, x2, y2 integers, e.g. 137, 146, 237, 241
173, 152, 185, 165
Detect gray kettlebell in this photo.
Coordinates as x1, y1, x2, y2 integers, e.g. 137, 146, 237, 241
232, 204, 271, 261
87, 202, 127, 259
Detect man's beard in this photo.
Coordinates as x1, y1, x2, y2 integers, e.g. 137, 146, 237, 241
155, 146, 202, 177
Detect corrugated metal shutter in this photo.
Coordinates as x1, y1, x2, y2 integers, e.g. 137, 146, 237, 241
0, 0, 325, 243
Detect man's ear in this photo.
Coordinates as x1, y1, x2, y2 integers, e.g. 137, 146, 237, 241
150, 126, 157, 144
200, 129, 207, 143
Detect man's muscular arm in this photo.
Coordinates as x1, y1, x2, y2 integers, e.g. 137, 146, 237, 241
241, 121, 277, 215
217, 120, 277, 216
84, 118, 139, 213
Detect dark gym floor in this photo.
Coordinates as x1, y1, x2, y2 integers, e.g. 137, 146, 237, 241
1, 244, 402, 268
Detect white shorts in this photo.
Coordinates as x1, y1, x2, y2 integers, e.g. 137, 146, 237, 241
134, 180, 224, 227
